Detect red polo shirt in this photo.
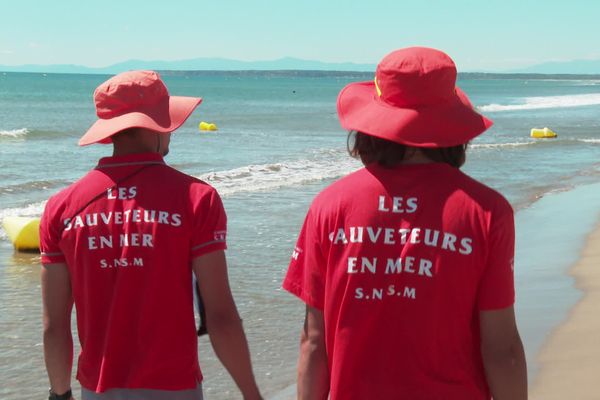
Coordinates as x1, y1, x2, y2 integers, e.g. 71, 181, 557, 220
283, 163, 515, 399
40, 153, 227, 392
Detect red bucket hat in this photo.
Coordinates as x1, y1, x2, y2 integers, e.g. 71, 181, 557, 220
79, 70, 202, 146
337, 47, 492, 148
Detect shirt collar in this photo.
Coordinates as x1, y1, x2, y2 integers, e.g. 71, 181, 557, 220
367, 161, 452, 173
96, 152, 165, 169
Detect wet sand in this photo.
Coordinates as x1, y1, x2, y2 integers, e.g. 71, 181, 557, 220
530, 221, 600, 399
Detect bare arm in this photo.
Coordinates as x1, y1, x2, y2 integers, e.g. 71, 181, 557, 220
41, 262, 74, 398
480, 306, 527, 400
192, 250, 262, 400
298, 305, 329, 400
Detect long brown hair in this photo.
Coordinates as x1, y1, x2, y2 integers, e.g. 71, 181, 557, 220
348, 131, 467, 168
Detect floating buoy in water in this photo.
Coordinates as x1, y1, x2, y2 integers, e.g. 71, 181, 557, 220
530, 127, 557, 139
199, 121, 218, 131
2, 216, 40, 252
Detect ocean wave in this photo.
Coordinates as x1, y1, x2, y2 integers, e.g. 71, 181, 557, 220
1, 153, 359, 240
471, 142, 535, 149
479, 93, 600, 112
197, 152, 361, 196
471, 138, 600, 149
0, 201, 46, 240
0, 128, 29, 137
0, 179, 71, 196
572, 80, 600, 86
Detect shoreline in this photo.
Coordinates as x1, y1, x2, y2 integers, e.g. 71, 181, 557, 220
530, 219, 600, 399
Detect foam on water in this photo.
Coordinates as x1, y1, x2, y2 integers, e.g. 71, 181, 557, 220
470, 141, 535, 149
572, 80, 600, 86
0, 179, 72, 196
0, 201, 46, 240
198, 151, 360, 197
0, 151, 360, 240
1, 135, 597, 240
579, 138, 600, 144
479, 93, 600, 112
471, 138, 600, 149
0, 128, 29, 137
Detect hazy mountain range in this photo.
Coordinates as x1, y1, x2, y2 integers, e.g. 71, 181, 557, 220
0, 57, 375, 74
509, 59, 600, 74
1, 56, 600, 74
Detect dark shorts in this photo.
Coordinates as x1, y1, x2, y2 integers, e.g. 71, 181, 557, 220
81, 384, 203, 400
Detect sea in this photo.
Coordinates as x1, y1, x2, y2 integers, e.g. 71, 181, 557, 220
1, 71, 600, 399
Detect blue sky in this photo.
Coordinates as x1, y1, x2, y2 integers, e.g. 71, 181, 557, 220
1, 0, 599, 71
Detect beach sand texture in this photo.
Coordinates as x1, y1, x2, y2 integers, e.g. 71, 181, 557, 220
531, 221, 600, 399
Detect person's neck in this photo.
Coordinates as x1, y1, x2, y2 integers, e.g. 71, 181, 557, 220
112, 145, 159, 157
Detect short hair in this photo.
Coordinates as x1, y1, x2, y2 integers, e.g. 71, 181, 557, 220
347, 131, 467, 168
111, 127, 140, 141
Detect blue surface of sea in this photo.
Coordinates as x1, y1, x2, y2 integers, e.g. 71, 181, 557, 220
1, 71, 600, 399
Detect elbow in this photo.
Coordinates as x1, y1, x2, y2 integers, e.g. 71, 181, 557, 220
482, 347, 515, 368
43, 324, 71, 346
300, 328, 326, 355
206, 308, 242, 333
43, 316, 71, 338
43, 324, 66, 339
481, 334, 525, 367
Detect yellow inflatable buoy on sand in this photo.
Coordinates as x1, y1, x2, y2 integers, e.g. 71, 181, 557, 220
199, 121, 218, 131
2, 216, 40, 252
530, 127, 557, 139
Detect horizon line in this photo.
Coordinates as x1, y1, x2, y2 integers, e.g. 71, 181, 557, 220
2, 70, 600, 78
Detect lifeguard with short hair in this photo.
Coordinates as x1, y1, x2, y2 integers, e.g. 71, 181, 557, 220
40, 70, 262, 400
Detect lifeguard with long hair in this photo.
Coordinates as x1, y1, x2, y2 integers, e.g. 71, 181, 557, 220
283, 47, 527, 400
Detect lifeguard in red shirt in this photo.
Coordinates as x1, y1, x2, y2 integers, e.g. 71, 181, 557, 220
40, 71, 262, 400
283, 47, 527, 400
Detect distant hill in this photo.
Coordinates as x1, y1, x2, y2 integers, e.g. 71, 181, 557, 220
159, 70, 374, 78
0, 57, 376, 74
509, 59, 600, 74
0, 63, 96, 74
459, 72, 600, 80
3, 56, 600, 76
157, 71, 600, 80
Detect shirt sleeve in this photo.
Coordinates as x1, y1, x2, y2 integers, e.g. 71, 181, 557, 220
282, 208, 326, 310
190, 185, 227, 259
477, 201, 516, 310
39, 198, 67, 264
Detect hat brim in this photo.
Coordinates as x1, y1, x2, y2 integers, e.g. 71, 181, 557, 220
79, 95, 202, 146
337, 82, 492, 148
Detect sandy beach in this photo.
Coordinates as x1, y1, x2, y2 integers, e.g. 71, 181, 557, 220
530, 220, 600, 399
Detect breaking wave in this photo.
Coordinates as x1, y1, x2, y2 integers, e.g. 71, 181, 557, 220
0, 201, 46, 240
0, 128, 29, 137
470, 142, 535, 149
197, 150, 360, 196
479, 93, 600, 112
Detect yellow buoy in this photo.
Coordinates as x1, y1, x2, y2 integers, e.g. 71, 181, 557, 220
2, 216, 41, 252
199, 121, 218, 131
530, 127, 557, 139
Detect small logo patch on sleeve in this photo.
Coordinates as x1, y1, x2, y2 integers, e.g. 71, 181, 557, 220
291, 247, 303, 261
214, 230, 227, 241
